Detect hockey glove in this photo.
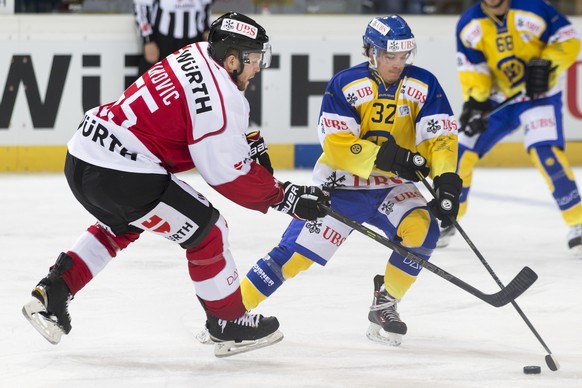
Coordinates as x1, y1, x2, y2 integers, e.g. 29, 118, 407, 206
525, 58, 552, 99
459, 97, 491, 137
375, 139, 430, 181
273, 182, 329, 221
428, 172, 462, 228
246, 131, 273, 174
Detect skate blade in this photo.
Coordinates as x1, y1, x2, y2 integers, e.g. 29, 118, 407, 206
195, 327, 213, 345
213, 330, 284, 358
366, 323, 403, 347
22, 298, 64, 345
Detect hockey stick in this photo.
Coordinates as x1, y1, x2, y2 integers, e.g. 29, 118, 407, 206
319, 204, 537, 308
417, 174, 560, 371
482, 91, 523, 119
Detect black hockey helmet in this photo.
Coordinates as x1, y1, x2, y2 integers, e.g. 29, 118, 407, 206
208, 12, 271, 69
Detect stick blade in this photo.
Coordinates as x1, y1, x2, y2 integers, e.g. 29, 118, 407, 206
545, 354, 560, 371
489, 266, 538, 307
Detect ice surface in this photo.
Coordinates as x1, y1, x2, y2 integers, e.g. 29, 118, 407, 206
1, 168, 581, 387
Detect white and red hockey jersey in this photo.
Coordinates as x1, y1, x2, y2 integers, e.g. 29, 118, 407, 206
68, 42, 282, 213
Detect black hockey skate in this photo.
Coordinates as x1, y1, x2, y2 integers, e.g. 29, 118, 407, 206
206, 312, 283, 357
366, 274, 407, 347
22, 252, 74, 344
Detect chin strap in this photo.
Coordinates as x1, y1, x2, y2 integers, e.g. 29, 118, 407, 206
229, 69, 239, 83
228, 57, 245, 83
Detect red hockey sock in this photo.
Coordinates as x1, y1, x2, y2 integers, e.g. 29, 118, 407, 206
60, 251, 93, 296
187, 219, 246, 320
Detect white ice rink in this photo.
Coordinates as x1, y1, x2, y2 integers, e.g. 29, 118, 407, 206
1, 168, 581, 388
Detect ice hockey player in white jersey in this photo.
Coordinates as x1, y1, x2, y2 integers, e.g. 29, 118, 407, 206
22, 12, 328, 358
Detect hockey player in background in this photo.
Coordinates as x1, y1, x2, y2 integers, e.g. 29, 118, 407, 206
440, 0, 582, 254
22, 12, 328, 357
239, 15, 461, 346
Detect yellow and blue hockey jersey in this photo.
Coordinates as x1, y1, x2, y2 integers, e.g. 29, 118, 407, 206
456, 0, 580, 102
312, 62, 458, 189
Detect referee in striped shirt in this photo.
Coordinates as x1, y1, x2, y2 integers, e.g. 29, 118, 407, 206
134, 0, 214, 76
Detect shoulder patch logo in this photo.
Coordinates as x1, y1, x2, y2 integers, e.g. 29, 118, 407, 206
347, 92, 358, 106
426, 119, 441, 134
350, 144, 362, 154
344, 79, 375, 107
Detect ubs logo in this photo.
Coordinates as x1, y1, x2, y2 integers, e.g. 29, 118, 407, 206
322, 117, 349, 131
322, 226, 346, 247
356, 86, 373, 98
404, 86, 426, 103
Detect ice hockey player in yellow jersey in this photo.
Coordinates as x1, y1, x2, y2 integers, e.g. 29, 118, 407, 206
441, 0, 582, 255
240, 15, 461, 347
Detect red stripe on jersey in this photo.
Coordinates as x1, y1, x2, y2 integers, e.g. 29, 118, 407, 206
190, 43, 227, 145
212, 162, 284, 213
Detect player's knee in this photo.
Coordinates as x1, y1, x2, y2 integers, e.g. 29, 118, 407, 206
397, 208, 436, 249
185, 223, 225, 267
87, 222, 140, 257
185, 216, 235, 286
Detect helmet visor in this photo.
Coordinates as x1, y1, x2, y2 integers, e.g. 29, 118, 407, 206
242, 42, 272, 69
373, 46, 416, 66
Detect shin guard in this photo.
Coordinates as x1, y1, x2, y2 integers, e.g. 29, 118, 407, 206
186, 215, 245, 320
